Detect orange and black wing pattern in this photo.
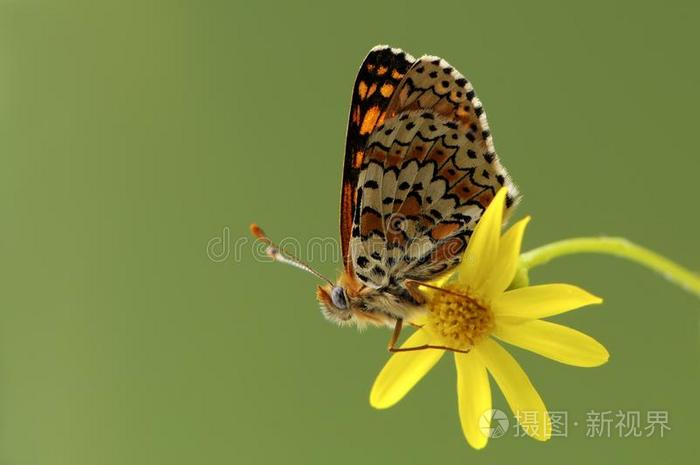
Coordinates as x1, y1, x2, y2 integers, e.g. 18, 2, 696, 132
348, 49, 521, 291
341, 46, 415, 272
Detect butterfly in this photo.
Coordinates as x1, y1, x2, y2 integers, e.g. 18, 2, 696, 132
251, 45, 520, 351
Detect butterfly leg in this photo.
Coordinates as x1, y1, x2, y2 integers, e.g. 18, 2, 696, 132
387, 318, 404, 351
387, 318, 470, 354
405, 279, 485, 308
404, 280, 426, 304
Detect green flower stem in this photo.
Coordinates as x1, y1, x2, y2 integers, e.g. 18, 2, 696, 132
516, 237, 700, 298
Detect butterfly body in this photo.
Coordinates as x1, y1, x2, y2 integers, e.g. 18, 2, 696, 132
254, 45, 520, 339
317, 272, 425, 328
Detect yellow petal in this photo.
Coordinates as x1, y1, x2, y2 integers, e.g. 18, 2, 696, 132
477, 338, 551, 441
455, 352, 491, 449
482, 216, 531, 298
456, 188, 509, 292
369, 330, 444, 409
492, 284, 603, 319
494, 318, 609, 367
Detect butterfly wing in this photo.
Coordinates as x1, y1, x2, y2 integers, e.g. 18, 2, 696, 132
350, 51, 521, 290
341, 46, 415, 273
385, 54, 520, 214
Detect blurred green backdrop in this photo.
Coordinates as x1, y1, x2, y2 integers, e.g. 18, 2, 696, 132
1, 0, 699, 463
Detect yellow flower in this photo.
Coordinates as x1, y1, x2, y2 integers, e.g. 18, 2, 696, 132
369, 188, 609, 449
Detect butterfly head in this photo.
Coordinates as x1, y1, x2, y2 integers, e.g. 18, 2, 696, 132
316, 284, 354, 324
316, 273, 403, 327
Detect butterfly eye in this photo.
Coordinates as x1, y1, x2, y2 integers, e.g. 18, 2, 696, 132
331, 286, 348, 310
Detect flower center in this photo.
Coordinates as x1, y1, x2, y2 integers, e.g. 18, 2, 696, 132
425, 285, 494, 351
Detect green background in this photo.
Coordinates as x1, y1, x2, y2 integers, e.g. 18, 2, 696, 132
1, 0, 698, 463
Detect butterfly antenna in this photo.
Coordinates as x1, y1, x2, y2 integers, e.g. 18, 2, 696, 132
249, 224, 334, 286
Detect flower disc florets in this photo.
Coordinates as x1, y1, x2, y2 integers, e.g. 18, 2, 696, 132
426, 285, 494, 351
